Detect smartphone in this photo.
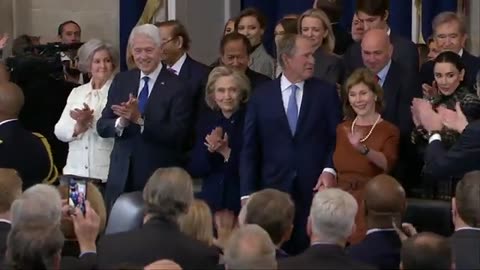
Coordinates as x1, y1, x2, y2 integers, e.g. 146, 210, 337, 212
68, 178, 87, 215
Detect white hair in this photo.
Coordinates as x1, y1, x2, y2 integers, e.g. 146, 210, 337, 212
224, 224, 277, 270
128, 24, 161, 47
10, 184, 62, 227
310, 188, 358, 243
77, 38, 119, 73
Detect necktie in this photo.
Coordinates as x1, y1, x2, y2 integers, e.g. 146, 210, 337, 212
138, 76, 150, 114
286, 84, 299, 135
167, 67, 177, 75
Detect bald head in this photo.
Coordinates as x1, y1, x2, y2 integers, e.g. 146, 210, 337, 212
364, 175, 405, 227
361, 29, 393, 74
0, 82, 24, 119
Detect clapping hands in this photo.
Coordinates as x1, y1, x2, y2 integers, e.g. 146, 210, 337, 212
204, 127, 231, 161
111, 93, 142, 125
70, 103, 94, 136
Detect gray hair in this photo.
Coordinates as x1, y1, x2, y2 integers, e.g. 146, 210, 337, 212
128, 24, 161, 48
224, 224, 277, 270
277, 34, 303, 68
6, 222, 64, 270
143, 167, 194, 222
310, 188, 358, 243
77, 38, 119, 73
10, 184, 62, 227
205, 66, 251, 110
433, 11, 467, 36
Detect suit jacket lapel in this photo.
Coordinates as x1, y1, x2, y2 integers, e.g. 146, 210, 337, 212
272, 79, 293, 137
296, 80, 313, 136
178, 55, 191, 79
144, 67, 169, 114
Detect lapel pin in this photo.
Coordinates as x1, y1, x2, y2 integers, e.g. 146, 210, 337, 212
0, 139, 3, 144
160, 81, 165, 85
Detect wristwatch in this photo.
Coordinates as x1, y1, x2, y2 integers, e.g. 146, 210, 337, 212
359, 144, 370, 155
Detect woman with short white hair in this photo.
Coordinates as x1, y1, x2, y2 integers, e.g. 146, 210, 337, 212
55, 39, 118, 183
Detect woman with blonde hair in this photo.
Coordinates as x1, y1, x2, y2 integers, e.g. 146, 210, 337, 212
187, 66, 250, 215
298, 8, 344, 85
178, 199, 214, 246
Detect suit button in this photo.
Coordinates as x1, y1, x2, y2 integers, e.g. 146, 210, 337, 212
85, 146, 88, 150
85, 166, 88, 169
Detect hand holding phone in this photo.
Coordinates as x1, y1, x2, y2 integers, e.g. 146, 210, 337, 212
68, 178, 87, 215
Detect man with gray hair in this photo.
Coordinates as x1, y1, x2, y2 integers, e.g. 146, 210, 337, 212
6, 183, 100, 269
421, 11, 480, 92
240, 33, 341, 254
97, 23, 194, 208
279, 188, 374, 269
98, 167, 218, 269
224, 224, 277, 270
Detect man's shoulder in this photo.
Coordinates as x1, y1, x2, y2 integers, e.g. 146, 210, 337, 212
186, 55, 210, 74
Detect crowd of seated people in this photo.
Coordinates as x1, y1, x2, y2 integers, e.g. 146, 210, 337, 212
1, 0, 480, 268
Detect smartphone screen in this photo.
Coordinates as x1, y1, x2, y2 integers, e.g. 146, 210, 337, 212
68, 178, 87, 215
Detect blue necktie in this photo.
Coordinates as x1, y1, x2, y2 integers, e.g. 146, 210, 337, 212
138, 76, 150, 114
286, 84, 299, 135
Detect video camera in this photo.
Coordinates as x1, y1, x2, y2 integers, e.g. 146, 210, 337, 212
6, 42, 84, 83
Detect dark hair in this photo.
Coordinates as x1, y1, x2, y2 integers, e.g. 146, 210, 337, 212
57, 20, 81, 36
220, 32, 252, 56
455, 171, 480, 227
356, 0, 389, 18
156, 20, 191, 51
401, 232, 452, 269
245, 189, 295, 245
434, 51, 465, 73
223, 18, 236, 34
315, 0, 343, 22
234, 8, 267, 30
278, 18, 298, 35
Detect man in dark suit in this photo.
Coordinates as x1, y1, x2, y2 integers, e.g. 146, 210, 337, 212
348, 174, 405, 270
97, 24, 193, 207
361, 29, 420, 187
243, 189, 295, 259
450, 171, 480, 270
98, 167, 219, 269
0, 169, 22, 263
420, 12, 480, 93
412, 98, 480, 178
156, 20, 211, 115
400, 232, 452, 270
240, 34, 342, 254
218, 32, 271, 90
0, 82, 50, 188
279, 189, 374, 269
343, 0, 419, 80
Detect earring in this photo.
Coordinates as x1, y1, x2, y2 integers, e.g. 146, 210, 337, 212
374, 96, 378, 101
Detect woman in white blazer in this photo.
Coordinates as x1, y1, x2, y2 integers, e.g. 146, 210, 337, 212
55, 39, 118, 183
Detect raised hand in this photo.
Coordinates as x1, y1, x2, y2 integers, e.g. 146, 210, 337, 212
438, 102, 468, 133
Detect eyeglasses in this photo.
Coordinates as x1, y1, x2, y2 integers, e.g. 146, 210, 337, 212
160, 37, 176, 48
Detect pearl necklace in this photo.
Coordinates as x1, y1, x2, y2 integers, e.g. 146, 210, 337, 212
351, 114, 382, 142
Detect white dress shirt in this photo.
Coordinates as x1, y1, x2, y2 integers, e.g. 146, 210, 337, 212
167, 53, 187, 74
54, 79, 114, 182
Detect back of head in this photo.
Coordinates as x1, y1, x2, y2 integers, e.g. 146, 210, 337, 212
401, 232, 452, 270
244, 189, 295, 245
6, 222, 64, 270
143, 167, 194, 222
11, 184, 61, 227
57, 182, 107, 239
178, 199, 213, 246
0, 169, 23, 214
0, 82, 24, 119
454, 171, 480, 227
364, 174, 406, 226
310, 188, 357, 243
224, 224, 277, 270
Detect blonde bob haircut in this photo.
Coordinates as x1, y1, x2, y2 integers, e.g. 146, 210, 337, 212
205, 66, 251, 110
298, 8, 335, 53
178, 199, 214, 246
